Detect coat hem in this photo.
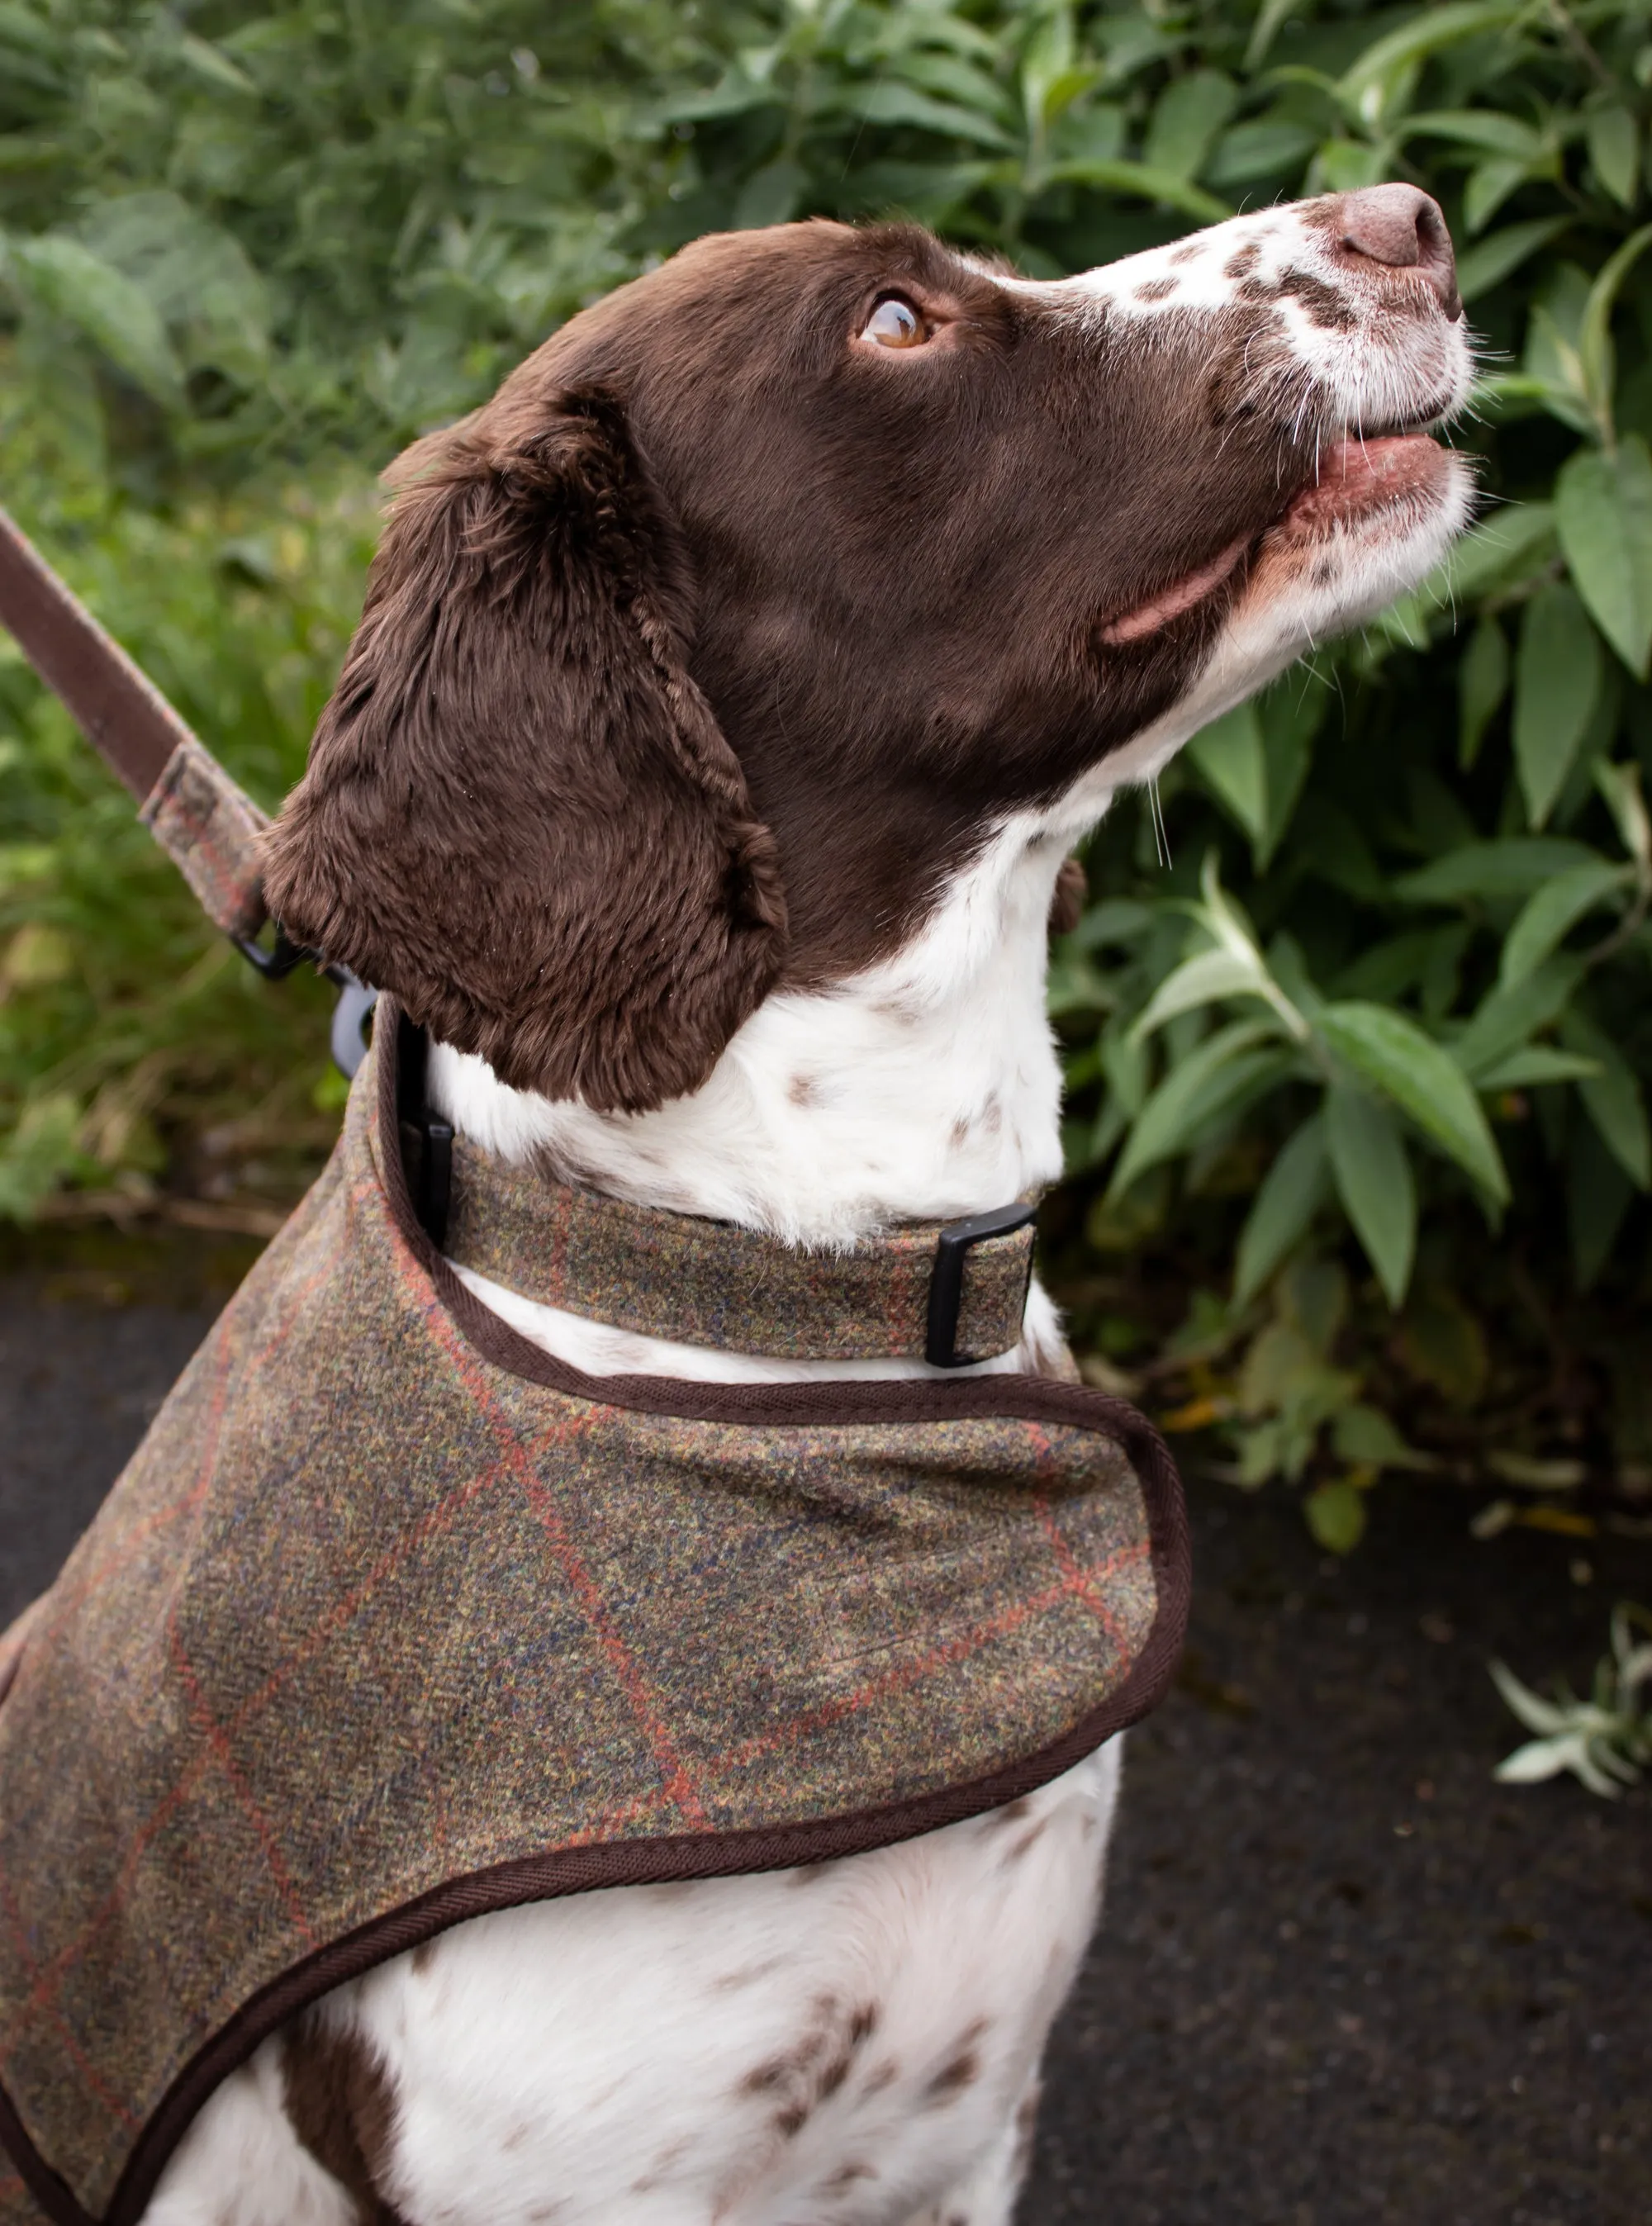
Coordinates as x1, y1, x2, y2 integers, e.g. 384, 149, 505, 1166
0, 1007, 1191, 2226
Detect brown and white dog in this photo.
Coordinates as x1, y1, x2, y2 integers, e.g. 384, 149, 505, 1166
150, 187, 1470, 2226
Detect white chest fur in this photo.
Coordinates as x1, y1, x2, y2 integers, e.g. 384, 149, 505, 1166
145, 819, 1126, 2226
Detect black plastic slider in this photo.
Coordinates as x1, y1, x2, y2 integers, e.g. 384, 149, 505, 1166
924, 1202, 1038, 1369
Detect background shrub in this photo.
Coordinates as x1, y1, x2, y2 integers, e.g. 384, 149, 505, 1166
3, 0, 1650, 1540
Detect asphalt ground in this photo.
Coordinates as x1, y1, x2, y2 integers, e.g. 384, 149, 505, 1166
2, 1249, 1647, 2226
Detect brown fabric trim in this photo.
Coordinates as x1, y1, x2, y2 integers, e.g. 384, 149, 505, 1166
0, 1599, 41, 1712
0, 507, 196, 804
0, 1006, 1189, 2226
100, 1500, 1186, 2226
441, 1130, 1037, 1364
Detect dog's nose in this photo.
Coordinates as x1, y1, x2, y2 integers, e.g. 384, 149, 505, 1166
1335, 184, 1461, 320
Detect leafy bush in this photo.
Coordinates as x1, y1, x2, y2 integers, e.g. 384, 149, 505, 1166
4, 0, 1652, 1532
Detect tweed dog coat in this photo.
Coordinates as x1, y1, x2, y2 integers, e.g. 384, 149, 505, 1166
0, 1009, 1189, 2226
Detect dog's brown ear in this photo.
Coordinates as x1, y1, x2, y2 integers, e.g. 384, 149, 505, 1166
261, 392, 786, 1113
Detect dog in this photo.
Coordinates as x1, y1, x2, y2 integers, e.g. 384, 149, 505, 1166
116, 187, 1470, 2226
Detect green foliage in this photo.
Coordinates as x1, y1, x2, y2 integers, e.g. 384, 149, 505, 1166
3, 0, 1652, 1521
1493, 1602, 1652, 1796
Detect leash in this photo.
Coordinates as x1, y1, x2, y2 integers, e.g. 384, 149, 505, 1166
0, 503, 377, 1075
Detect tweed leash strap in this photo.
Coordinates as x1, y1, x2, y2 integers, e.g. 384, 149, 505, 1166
439, 1133, 1038, 1365
0, 506, 272, 942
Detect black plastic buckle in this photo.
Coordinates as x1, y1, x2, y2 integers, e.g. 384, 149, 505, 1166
396, 1011, 453, 1250
232, 921, 316, 980
924, 1202, 1038, 1369
232, 919, 379, 1080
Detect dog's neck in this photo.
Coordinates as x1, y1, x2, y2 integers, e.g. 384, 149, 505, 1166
426, 811, 1076, 1246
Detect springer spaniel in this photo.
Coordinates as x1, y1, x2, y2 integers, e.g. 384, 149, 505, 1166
152, 188, 1470, 2226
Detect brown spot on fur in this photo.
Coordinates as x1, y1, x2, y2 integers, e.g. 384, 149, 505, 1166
849, 2003, 880, 2046
1005, 1815, 1051, 1861
742, 2058, 791, 2094
1170, 242, 1200, 264
1049, 854, 1087, 935
924, 2026, 988, 2104
776, 2102, 809, 2138
410, 1938, 436, 1976
712, 1957, 786, 1991
281, 2016, 407, 2226
819, 2048, 855, 2100
1224, 243, 1261, 278
1275, 267, 1357, 330
985, 1796, 1032, 1829
825, 2162, 876, 2190
950, 1116, 972, 1148
1135, 278, 1176, 301
863, 2058, 900, 2095
788, 1071, 819, 1106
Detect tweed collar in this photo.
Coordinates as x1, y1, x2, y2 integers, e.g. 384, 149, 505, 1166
384, 1018, 1039, 1368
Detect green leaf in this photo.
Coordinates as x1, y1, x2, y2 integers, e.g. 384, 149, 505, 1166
1555, 437, 1652, 678
1473, 1046, 1602, 1089
1206, 121, 1317, 187
1305, 1478, 1368, 1554
733, 160, 806, 229
1332, 1402, 1436, 1469
1256, 671, 1329, 868
1586, 105, 1640, 210
1337, 2, 1525, 123
1186, 702, 1265, 839
1327, 1083, 1417, 1306
1498, 860, 1632, 985
1464, 156, 1529, 238
8, 234, 183, 405
842, 83, 1015, 150
1450, 957, 1584, 1080
1579, 225, 1652, 434
1445, 502, 1557, 601
1395, 837, 1596, 904
1400, 109, 1542, 160
1456, 217, 1569, 305
1132, 944, 1277, 1039
1594, 758, 1652, 869
1512, 584, 1602, 828
1108, 1019, 1288, 1198
1561, 1012, 1652, 1189
1142, 69, 1237, 182
1042, 158, 1231, 224
1234, 1114, 1327, 1304
1459, 616, 1508, 769
1318, 1001, 1510, 1201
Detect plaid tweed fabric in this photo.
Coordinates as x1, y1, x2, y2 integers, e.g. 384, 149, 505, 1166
138, 737, 268, 941
0, 1039, 1184, 2226
444, 1136, 1036, 1360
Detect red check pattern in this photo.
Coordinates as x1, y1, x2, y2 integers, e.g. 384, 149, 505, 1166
0, 1054, 1175, 2226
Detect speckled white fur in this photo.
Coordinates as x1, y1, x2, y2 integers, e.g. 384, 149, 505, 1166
145, 197, 1474, 2226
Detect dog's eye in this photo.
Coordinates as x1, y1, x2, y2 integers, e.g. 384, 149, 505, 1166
862, 297, 928, 349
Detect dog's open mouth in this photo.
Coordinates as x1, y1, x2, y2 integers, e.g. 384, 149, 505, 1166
1099, 433, 1450, 647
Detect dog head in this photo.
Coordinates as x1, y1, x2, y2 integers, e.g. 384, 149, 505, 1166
263, 187, 1472, 1113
